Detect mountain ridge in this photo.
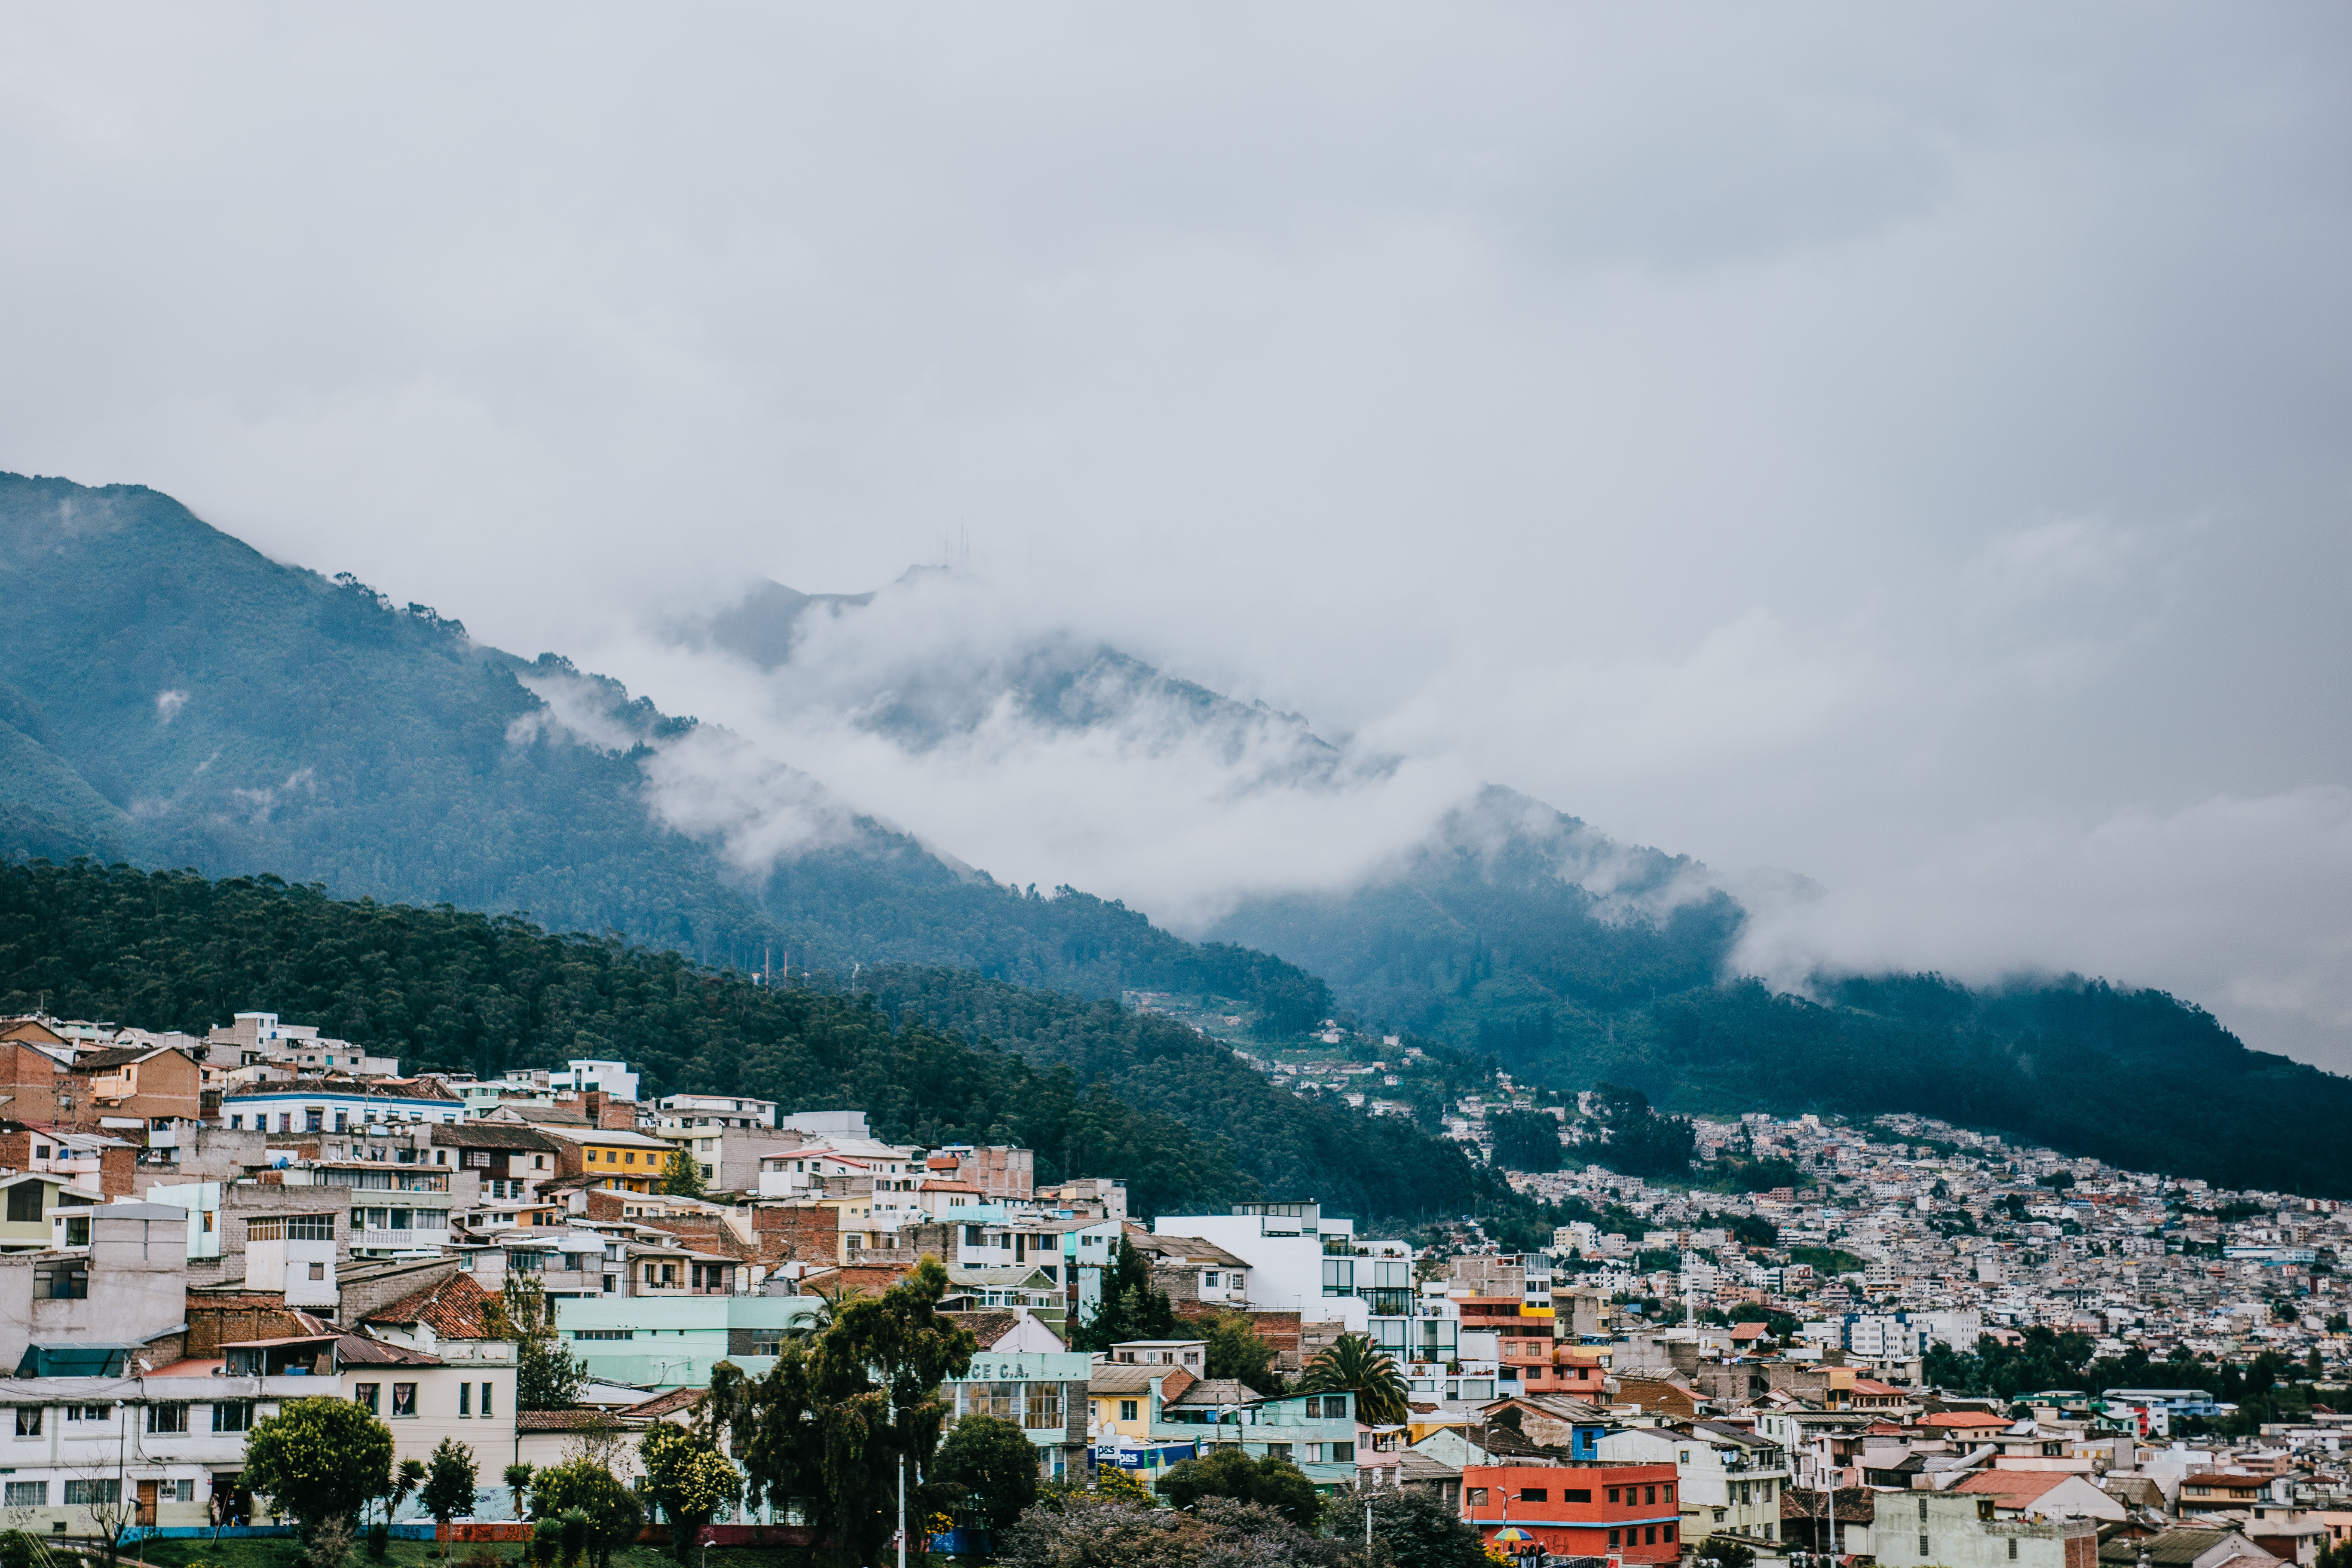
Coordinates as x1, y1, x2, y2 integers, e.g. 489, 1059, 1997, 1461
3, 469, 2347, 1196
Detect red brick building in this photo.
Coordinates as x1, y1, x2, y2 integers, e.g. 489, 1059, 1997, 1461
1463, 1464, 1684, 1563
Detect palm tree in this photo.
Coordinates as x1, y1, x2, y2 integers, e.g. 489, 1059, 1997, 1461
1299, 1333, 1410, 1426
503, 1464, 535, 1521
388, 1457, 428, 1525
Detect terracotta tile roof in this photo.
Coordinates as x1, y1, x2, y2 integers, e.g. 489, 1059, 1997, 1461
624, 1388, 705, 1420
941, 1311, 1019, 1348
361, 1273, 502, 1340
1955, 1470, 2073, 1502
518, 1409, 644, 1432
643, 1218, 756, 1262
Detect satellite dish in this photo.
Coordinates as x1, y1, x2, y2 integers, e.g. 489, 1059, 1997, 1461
137, 1357, 153, 1372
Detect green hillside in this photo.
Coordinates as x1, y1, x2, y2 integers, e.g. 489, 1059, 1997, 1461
0, 472, 1327, 1032
4, 470, 2342, 1199
0, 859, 1510, 1225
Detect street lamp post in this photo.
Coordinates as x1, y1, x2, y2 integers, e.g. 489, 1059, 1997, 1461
1817, 1436, 1840, 1562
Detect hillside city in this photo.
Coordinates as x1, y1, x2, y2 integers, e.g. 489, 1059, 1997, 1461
4, 1003, 2348, 1568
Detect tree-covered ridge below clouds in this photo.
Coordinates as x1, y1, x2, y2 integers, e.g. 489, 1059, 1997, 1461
0, 471, 1328, 1033
3, 472, 2338, 1197
0, 860, 1502, 1223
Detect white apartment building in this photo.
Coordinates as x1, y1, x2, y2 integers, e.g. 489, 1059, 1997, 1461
1600, 1420, 1792, 1544
206, 1012, 400, 1077
1152, 1203, 1368, 1327
548, 1060, 640, 1102
657, 1093, 778, 1130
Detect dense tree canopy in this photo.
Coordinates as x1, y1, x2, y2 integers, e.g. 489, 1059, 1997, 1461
244, 1399, 395, 1527
1488, 1109, 1565, 1173
0, 860, 1513, 1223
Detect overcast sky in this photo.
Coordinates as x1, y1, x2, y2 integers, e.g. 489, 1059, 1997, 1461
4, 6, 2349, 1066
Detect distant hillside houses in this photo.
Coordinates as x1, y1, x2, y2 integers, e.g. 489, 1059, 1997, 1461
0, 1000, 2346, 1546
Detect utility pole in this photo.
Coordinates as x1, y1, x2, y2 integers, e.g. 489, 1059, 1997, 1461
897, 1449, 907, 1568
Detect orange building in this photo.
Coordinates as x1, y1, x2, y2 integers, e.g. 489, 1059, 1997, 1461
1464, 1463, 1684, 1563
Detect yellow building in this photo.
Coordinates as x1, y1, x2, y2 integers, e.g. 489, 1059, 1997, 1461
555, 1127, 674, 1193
1088, 1363, 1191, 1442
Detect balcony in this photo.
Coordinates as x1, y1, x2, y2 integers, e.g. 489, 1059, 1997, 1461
355, 1227, 453, 1251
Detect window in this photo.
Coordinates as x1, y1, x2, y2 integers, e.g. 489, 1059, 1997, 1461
213, 1401, 253, 1433
459, 1383, 472, 1417
148, 1402, 190, 1434
1204, 1271, 1220, 1287
1319, 1395, 1349, 1419
306, 1110, 323, 1132
307, 1262, 326, 1281
466, 1151, 492, 1168
1920, 1498, 1929, 1521
68, 1405, 107, 1422
1645, 1485, 1657, 1505
1608, 1488, 1621, 1504
1666, 1483, 1675, 1503
1118, 1400, 1138, 1422
1645, 1527, 1658, 1545
480, 1383, 493, 1418
65, 1480, 121, 1506
1666, 1526, 1676, 1543
1565, 1489, 1592, 1503
572, 1329, 634, 1341
2009, 1542, 2019, 1561
353, 1384, 380, 1414
1468, 1489, 1488, 1508
1266, 1443, 1292, 1461
12, 1408, 39, 1436
1608, 1531, 1621, 1549
4, 1483, 46, 1508
391, 1384, 417, 1418
6, 1184, 40, 1223
34, 1262, 87, 1299
1921, 1538, 1931, 1556
1522, 1488, 1550, 1504
1024, 1384, 1063, 1431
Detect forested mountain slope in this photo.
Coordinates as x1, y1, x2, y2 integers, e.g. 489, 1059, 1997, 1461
3, 472, 2338, 1197
0, 472, 1326, 1029
1211, 785, 1743, 1054
1213, 789, 2352, 1196
0, 860, 1508, 1224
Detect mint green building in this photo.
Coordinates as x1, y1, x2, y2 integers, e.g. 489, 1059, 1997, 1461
554, 1294, 827, 1387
